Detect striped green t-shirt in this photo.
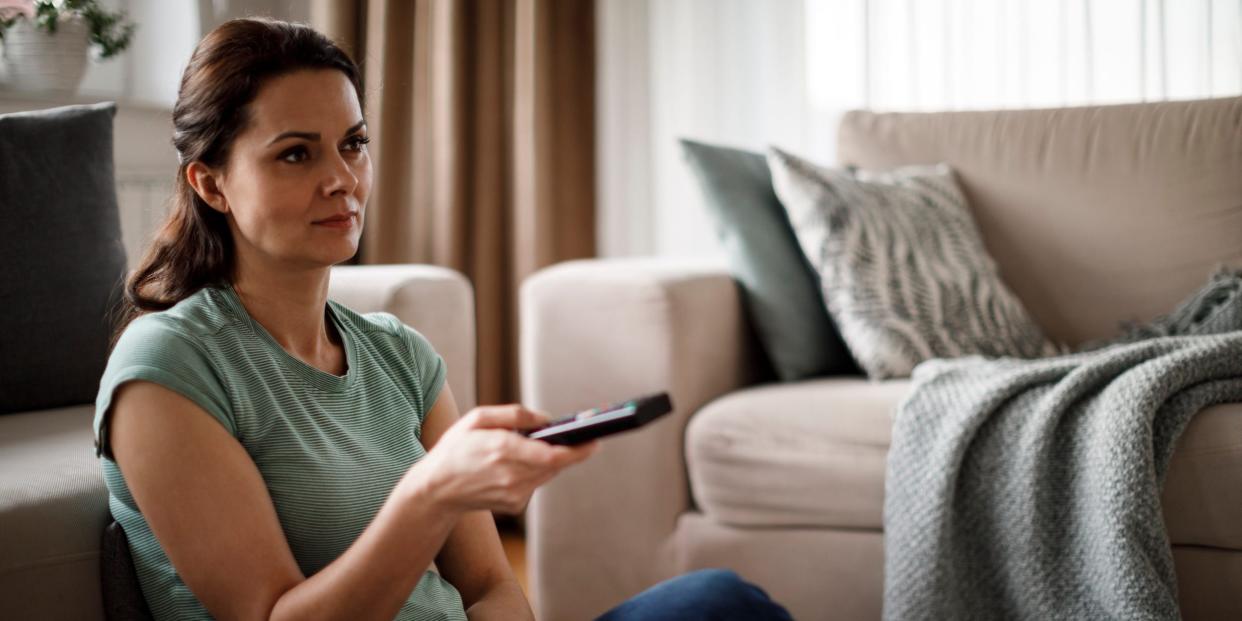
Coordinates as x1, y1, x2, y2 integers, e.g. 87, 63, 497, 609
93, 284, 467, 621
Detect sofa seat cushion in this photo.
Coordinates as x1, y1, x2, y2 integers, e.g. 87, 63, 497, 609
686, 378, 907, 530
1162, 402, 1242, 550
0, 405, 108, 620
685, 379, 1242, 550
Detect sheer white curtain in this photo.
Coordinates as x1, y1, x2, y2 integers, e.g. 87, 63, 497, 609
597, 0, 1242, 258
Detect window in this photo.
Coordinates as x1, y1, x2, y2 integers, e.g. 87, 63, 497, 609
597, 0, 1242, 258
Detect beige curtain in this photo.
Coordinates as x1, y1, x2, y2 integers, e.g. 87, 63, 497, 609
311, 0, 596, 406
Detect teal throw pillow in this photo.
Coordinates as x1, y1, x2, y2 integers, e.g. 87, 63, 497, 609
680, 138, 858, 380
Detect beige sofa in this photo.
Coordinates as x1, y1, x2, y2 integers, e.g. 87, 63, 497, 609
521, 96, 1242, 620
0, 265, 477, 620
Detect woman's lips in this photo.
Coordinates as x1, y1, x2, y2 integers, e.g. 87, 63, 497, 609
313, 214, 356, 229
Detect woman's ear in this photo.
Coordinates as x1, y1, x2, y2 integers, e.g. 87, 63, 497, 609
186, 162, 229, 214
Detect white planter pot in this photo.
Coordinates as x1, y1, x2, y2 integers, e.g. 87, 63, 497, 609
2, 16, 91, 93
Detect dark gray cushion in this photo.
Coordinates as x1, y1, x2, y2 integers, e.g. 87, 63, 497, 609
103, 520, 154, 621
680, 139, 858, 380
0, 103, 126, 414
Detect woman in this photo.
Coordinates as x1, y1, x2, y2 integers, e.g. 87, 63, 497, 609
96, 18, 792, 621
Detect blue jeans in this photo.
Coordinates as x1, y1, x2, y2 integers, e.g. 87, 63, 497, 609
595, 569, 794, 621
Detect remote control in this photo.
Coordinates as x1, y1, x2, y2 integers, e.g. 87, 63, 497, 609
524, 393, 674, 446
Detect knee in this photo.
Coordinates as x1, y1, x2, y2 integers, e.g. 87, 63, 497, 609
669, 569, 791, 618
598, 568, 793, 621
677, 568, 746, 595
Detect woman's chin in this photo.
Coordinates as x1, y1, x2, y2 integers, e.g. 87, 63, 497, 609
332, 245, 361, 265
311, 240, 361, 266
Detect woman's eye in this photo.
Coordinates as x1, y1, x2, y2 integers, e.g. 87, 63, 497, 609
344, 135, 371, 152
279, 146, 310, 163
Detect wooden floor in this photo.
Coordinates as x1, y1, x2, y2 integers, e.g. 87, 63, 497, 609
499, 519, 528, 595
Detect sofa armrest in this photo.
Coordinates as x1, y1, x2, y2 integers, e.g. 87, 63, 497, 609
330, 264, 477, 411
520, 258, 760, 621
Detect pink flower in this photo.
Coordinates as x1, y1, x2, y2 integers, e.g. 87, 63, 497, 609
0, 0, 34, 20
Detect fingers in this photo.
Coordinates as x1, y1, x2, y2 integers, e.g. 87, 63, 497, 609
423, 407, 597, 515
502, 443, 599, 511
524, 443, 598, 489
467, 436, 600, 514
550, 440, 600, 466
470, 429, 598, 475
513, 434, 600, 467
462, 404, 551, 431
502, 432, 572, 467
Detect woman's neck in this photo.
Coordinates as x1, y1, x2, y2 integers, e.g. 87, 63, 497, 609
231, 263, 340, 366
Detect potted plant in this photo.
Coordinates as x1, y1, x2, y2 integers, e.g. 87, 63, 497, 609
0, 0, 135, 93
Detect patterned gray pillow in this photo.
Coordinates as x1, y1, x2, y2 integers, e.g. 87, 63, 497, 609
767, 147, 1061, 379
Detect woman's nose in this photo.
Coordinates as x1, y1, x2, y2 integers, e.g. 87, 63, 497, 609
322, 150, 359, 196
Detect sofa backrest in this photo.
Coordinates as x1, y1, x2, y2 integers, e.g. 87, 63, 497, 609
836, 96, 1242, 347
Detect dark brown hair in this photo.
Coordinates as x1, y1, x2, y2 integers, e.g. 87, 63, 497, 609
112, 18, 361, 342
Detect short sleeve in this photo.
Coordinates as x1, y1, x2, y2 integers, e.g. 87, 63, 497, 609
94, 316, 235, 459
400, 324, 447, 421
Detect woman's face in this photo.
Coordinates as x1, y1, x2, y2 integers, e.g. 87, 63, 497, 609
214, 69, 371, 271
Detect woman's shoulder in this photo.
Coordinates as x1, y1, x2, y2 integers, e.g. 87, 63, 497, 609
329, 301, 443, 375
328, 301, 434, 347
98, 288, 240, 457
329, 301, 400, 333
115, 287, 243, 354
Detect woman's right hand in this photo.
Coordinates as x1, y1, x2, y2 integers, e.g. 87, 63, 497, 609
406, 404, 598, 515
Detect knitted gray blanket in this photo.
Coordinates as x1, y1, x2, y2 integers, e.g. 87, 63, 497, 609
883, 271, 1242, 620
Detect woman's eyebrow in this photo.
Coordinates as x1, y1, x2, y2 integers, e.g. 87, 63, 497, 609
267, 120, 366, 146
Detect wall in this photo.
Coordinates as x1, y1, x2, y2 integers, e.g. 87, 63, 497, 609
0, 1, 309, 265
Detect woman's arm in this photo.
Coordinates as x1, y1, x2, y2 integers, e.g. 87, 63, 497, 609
110, 381, 457, 621
418, 387, 533, 620
439, 512, 530, 620
110, 381, 593, 621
